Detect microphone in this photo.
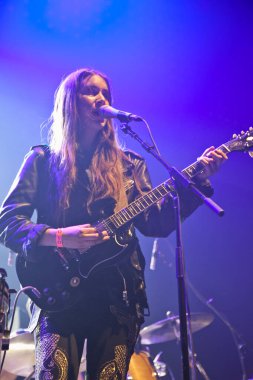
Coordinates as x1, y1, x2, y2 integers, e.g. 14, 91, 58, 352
150, 238, 159, 271
98, 105, 143, 122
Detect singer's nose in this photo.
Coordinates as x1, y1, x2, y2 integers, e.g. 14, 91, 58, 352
95, 90, 108, 108
96, 99, 106, 109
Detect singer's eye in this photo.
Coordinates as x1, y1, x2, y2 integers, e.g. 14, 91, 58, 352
79, 86, 110, 101
80, 86, 99, 96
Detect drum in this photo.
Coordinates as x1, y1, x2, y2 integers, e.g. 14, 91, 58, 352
2, 329, 35, 377
128, 351, 158, 380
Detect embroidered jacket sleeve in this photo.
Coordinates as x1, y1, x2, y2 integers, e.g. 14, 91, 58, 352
131, 155, 213, 237
0, 148, 50, 260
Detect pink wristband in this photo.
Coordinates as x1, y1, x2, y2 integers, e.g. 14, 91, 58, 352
56, 228, 63, 248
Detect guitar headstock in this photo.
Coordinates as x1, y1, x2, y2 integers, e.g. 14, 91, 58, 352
227, 127, 253, 157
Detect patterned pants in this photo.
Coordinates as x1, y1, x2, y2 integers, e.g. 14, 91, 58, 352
34, 305, 140, 380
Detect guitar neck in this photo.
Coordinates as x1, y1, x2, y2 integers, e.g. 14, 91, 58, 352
97, 142, 231, 233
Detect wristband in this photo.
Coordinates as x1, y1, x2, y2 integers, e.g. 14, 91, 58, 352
56, 228, 63, 248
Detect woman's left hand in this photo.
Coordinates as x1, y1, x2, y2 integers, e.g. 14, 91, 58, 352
196, 146, 228, 181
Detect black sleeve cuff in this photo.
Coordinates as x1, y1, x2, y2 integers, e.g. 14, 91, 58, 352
22, 224, 50, 262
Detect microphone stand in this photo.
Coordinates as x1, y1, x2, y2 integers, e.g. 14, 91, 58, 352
119, 122, 224, 380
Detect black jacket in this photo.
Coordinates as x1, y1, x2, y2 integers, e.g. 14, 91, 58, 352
0, 146, 212, 324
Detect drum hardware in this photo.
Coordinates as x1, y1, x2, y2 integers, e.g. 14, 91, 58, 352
153, 352, 169, 378
2, 329, 35, 378
1, 282, 37, 376
140, 312, 214, 345
0, 268, 11, 374
139, 312, 214, 380
194, 355, 210, 380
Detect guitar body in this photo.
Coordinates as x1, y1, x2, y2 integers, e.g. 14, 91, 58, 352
16, 236, 135, 312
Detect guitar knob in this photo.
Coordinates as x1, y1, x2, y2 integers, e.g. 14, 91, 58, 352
70, 276, 80, 287
61, 291, 70, 300
43, 287, 51, 296
47, 296, 56, 305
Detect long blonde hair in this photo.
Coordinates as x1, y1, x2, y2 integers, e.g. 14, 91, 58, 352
48, 68, 127, 214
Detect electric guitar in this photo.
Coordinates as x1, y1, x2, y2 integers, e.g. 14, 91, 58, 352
16, 129, 253, 312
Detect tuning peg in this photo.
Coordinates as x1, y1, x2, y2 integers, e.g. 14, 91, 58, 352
249, 151, 253, 158
241, 130, 245, 135
232, 134, 237, 138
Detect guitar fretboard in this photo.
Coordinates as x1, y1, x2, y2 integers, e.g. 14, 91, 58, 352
97, 143, 231, 233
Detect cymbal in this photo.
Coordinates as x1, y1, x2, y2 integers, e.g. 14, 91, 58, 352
2, 329, 35, 377
140, 312, 214, 345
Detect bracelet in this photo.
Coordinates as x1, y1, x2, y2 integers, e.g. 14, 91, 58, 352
56, 228, 63, 248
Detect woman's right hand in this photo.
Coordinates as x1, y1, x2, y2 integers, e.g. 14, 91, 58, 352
39, 224, 110, 250
61, 224, 110, 250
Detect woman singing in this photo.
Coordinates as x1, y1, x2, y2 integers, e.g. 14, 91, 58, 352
0, 68, 227, 379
